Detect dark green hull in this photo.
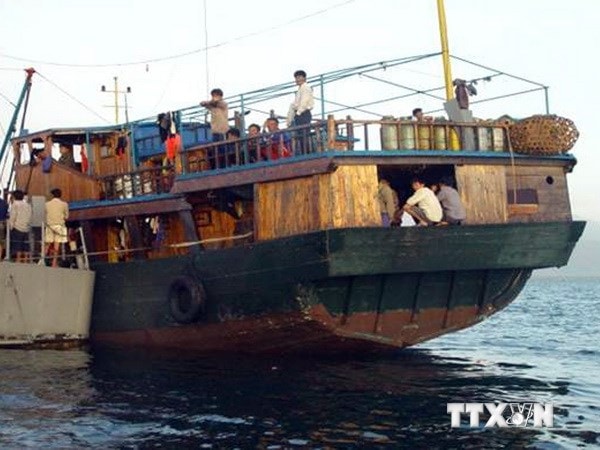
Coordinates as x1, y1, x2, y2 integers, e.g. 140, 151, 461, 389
90, 221, 585, 353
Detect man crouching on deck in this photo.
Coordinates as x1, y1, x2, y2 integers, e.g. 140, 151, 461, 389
402, 177, 443, 226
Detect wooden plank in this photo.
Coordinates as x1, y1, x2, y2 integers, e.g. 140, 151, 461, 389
196, 207, 237, 250
15, 161, 101, 202
508, 204, 539, 215
172, 157, 336, 194
455, 165, 508, 224
69, 197, 191, 221
255, 165, 380, 241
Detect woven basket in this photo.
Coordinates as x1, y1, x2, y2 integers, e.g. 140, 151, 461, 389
509, 115, 579, 155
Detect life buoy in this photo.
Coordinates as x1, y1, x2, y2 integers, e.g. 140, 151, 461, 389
168, 276, 206, 324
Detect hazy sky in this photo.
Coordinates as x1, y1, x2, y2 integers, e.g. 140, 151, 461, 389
0, 0, 598, 220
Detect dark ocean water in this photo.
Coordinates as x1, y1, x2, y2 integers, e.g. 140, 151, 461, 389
0, 277, 598, 449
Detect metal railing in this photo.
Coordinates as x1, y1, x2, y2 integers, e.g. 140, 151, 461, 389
95, 117, 514, 200
100, 164, 175, 200
4, 224, 90, 269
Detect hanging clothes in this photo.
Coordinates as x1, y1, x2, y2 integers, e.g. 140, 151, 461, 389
161, 112, 182, 165
80, 144, 89, 173
116, 136, 128, 159
166, 134, 182, 161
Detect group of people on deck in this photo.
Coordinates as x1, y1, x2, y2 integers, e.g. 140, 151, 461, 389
378, 176, 466, 227
199, 70, 314, 167
0, 188, 70, 267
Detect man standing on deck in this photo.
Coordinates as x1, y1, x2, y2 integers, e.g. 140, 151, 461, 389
8, 190, 32, 263
201, 88, 229, 169
377, 179, 400, 227
45, 188, 69, 267
289, 70, 314, 154
201, 88, 229, 142
290, 70, 314, 127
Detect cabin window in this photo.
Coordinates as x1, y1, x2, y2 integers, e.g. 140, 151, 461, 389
507, 188, 539, 216
507, 188, 538, 204
100, 145, 111, 158
19, 143, 30, 164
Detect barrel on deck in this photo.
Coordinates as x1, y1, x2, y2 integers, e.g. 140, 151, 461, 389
381, 116, 398, 150
417, 124, 431, 150
400, 122, 416, 149
433, 125, 447, 150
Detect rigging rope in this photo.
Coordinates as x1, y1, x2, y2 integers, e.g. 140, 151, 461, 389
0, 90, 16, 107
203, 0, 210, 98
0, 0, 357, 69
36, 72, 111, 124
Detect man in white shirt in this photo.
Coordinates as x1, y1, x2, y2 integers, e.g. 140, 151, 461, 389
402, 177, 443, 226
45, 188, 69, 267
290, 70, 314, 154
291, 70, 314, 126
8, 189, 32, 263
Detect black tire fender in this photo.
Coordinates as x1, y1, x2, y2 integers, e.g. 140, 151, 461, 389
168, 276, 206, 324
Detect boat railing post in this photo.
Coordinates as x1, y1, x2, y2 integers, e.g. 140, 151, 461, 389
346, 116, 354, 151
326, 115, 336, 150
40, 222, 45, 265
544, 86, 550, 114
78, 226, 89, 270
319, 75, 325, 120
4, 221, 10, 261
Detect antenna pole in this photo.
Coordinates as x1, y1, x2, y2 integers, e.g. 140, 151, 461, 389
114, 76, 119, 124
436, 0, 454, 100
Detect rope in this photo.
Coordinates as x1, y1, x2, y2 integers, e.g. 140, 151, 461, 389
5, 231, 255, 264
203, 0, 210, 98
36, 72, 111, 124
0, 90, 16, 107
0, 0, 357, 69
505, 125, 518, 205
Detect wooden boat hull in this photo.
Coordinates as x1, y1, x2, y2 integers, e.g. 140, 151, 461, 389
0, 262, 95, 348
90, 221, 584, 353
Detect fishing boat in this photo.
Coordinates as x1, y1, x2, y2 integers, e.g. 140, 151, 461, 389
2, 5, 584, 354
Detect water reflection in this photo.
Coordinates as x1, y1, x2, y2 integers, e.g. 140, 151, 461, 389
0, 279, 598, 448
0, 348, 571, 449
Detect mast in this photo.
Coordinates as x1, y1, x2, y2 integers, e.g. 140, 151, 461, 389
0, 68, 35, 178
436, 0, 454, 100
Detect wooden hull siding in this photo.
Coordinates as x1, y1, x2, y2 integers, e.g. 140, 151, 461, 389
89, 222, 584, 352
506, 165, 572, 222
15, 161, 101, 202
255, 165, 380, 240
455, 165, 508, 224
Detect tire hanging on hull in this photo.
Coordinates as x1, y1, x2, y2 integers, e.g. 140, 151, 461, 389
168, 276, 206, 324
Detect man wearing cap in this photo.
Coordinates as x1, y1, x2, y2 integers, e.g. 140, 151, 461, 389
45, 188, 69, 267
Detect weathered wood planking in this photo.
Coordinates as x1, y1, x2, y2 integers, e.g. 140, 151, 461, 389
15, 161, 101, 202
195, 207, 237, 250
455, 165, 508, 224
255, 165, 380, 240
92, 135, 132, 176
506, 165, 571, 222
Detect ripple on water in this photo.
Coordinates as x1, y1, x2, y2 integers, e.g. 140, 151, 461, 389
0, 278, 598, 448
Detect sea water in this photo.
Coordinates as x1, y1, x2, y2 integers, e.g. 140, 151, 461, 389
0, 277, 598, 449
